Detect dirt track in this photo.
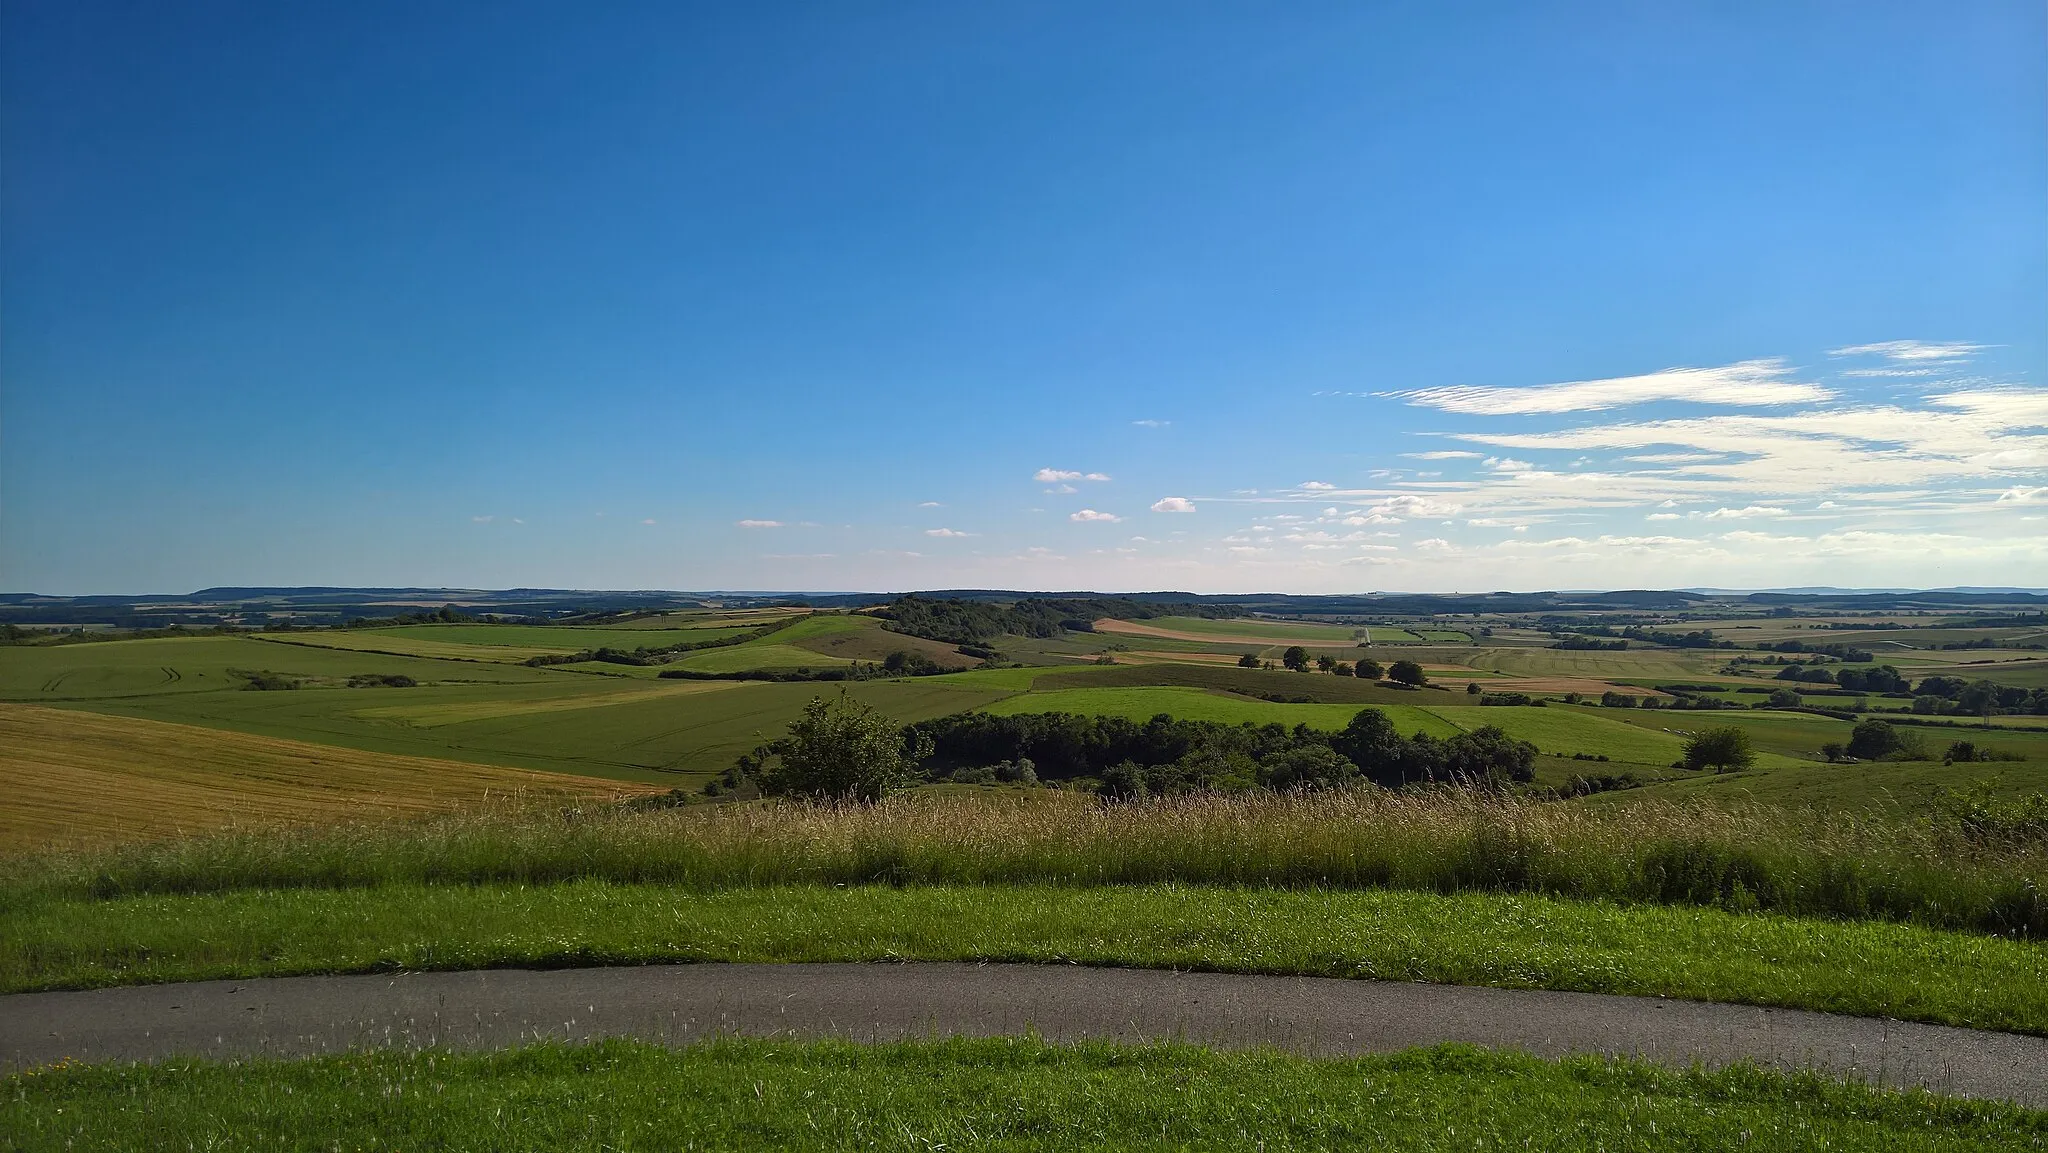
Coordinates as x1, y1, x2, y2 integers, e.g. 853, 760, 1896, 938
5, 963, 2042, 1105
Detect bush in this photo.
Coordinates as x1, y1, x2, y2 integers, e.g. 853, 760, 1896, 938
1682, 727, 1755, 773
1237, 653, 1261, 669
757, 692, 934, 802
1354, 659, 1384, 681
1387, 660, 1427, 687
1466, 682, 1483, 695
1599, 691, 1637, 708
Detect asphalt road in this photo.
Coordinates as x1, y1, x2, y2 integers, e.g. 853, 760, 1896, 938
5, 963, 2043, 1106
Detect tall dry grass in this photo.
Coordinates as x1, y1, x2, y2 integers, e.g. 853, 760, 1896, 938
5, 790, 2042, 937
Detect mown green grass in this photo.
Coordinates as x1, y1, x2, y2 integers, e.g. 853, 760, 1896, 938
7, 883, 2046, 1032
10, 1039, 2040, 1152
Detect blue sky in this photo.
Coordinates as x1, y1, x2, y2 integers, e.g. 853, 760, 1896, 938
4, 2, 2043, 594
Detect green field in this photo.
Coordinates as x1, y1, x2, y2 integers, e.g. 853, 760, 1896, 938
0, 635, 561, 699
982, 686, 1462, 736
1461, 646, 1723, 680
0, 632, 1004, 783
379, 622, 757, 648
668, 643, 857, 672
15, 1039, 2036, 1153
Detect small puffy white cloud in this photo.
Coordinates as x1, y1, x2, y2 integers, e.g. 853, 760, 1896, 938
1483, 457, 1533, 471
923, 528, 974, 538
735, 519, 783, 528
1300, 480, 1337, 490
1413, 538, 1455, 551
1150, 496, 1197, 513
1070, 509, 1123, 523
1132, 419, 1170, 428
1036, 468, 1110, 484
1703, 505, 1788, 520
1997, 486, 2046, 504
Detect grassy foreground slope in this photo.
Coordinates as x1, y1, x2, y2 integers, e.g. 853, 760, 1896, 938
0, 704, 651, 851
10, 1039, 2040, 1152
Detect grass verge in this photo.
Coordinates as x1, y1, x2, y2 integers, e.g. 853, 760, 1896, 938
7, 883, 2046, 1033
14, 792, 2041, 939
7, 1038, 2042, 1151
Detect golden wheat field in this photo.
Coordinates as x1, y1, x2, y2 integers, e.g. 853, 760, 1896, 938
0, 703, 658, 852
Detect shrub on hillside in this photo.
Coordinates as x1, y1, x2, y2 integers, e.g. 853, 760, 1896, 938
1387, 660, 1427, 687
756, 692, 934, 802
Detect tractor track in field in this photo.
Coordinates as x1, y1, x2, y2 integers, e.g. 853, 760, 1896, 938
5, 963, 2044, 1106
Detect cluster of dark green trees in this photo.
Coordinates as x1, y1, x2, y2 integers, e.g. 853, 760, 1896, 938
712, 696, 1539, 802
1772, 663, 1908, 691
909, 706, 1536, 795
1238, 650, 1420, 685
874, 595, 1243, 647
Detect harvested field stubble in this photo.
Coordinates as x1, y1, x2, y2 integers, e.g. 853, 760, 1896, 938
0, 704, 653, 851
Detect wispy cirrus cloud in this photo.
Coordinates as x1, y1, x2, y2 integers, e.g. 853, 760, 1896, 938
1828, 340, 1985, 378
1829, 340, 1983, 362
735, 519, 783, 528
1380, 358, 1830, 415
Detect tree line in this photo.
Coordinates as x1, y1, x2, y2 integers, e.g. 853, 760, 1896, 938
874, 595, 1245, 647
711, 696, 1539, 801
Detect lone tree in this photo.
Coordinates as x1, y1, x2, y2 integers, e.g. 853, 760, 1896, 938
1388, 659, 1427, 687
1316, 654, 1336, 673
1466, 681, 1483, 696
1682, 726, 1755, 773
1354, 658, 1384, 681
758, 691, 933, 802
1282, 646, 1310, 672
1237, 653, 1261, 669
1846, 718, 1905, 761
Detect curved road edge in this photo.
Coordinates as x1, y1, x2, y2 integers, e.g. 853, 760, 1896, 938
3, 962, 2042, 1107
